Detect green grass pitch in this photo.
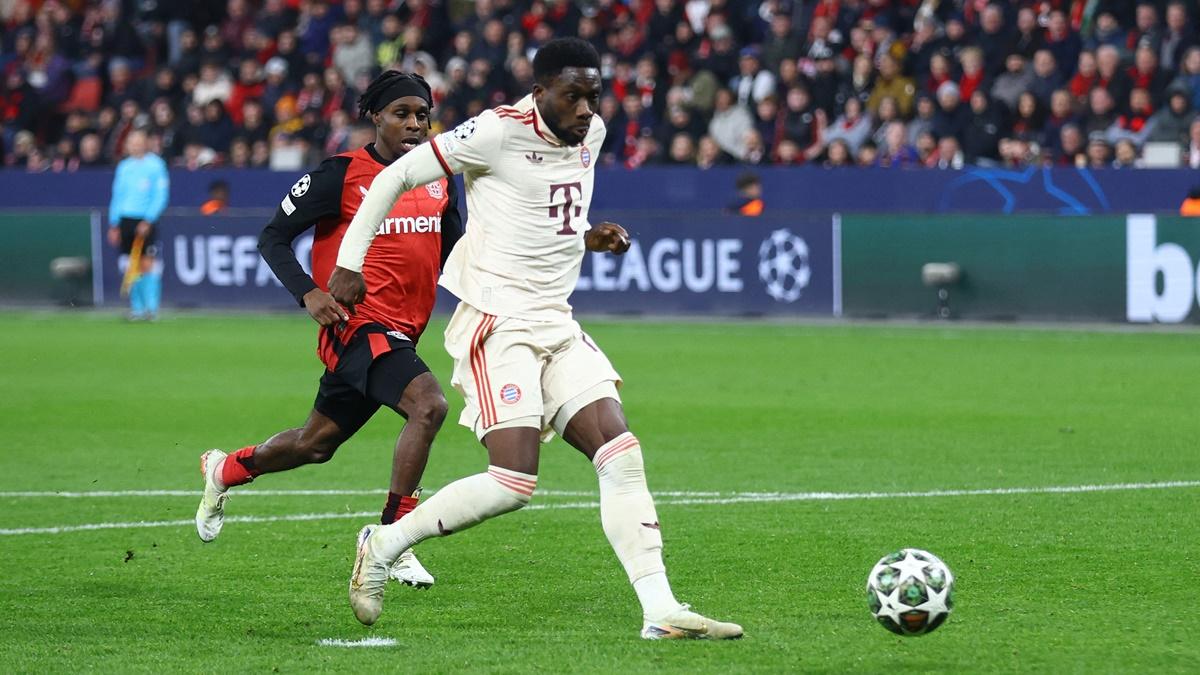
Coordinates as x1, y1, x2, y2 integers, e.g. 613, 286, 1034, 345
1, 311, 1198, 673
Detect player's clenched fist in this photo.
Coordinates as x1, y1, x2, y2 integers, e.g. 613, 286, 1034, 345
302, 288, 350, 326
327, 266, 366, 313
585, 222, 631, 254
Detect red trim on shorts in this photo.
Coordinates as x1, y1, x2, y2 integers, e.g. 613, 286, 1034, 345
368, 332, 390, 358
468, 316, 487, 426
430, 138, 453, 177
319, 328, 340, 370
477, 315, 498, 425
469, 314, 498, 428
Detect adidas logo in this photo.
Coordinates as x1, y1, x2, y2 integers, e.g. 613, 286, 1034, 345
525, 151, 544, 164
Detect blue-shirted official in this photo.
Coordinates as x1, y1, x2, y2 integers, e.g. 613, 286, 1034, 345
107, 128, 169, 320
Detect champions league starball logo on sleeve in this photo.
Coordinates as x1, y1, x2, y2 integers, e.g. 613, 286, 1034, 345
291, 174, 310, 197
453, 119, 477, 140
758, 229, 811, 303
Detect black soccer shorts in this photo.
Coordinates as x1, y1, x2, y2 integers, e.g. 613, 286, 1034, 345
314, 324, 431, 435
116, 217, 160, 257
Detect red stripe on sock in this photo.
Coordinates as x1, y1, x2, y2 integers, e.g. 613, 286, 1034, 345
489, 470, 537, 489
594, 437, 635, 467
381, 492, 420, 525
594, 435, 639, 471
397, 495, 418, 516
488, 471, 536, 496
221, 446, 259, 487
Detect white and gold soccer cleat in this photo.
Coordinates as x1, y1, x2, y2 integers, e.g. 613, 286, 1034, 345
195, 449, 228, 542
389, 548, 434, 588
640, 604, 744, 640
349, 525, 392, 625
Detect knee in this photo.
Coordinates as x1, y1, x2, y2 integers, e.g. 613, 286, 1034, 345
408, 392, 448, 430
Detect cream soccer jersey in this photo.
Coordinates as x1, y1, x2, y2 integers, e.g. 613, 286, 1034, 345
429, 95, 606, 321
333, 95, 620, 439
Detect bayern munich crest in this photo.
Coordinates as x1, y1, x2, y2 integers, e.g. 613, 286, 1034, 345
580, 145, 591, 167
499, 383, 522, 404
425, 181, 444, 199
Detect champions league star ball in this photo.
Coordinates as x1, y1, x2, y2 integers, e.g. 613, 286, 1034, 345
757, 228, 811, 303
866, 548, 955, 636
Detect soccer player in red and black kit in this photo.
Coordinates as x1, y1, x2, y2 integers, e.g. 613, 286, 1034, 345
195, 71, 461, 588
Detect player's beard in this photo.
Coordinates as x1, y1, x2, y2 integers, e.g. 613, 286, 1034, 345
542, 115, 586, 147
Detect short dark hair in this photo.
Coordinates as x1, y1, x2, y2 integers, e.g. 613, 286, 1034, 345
533, 37, 601, 84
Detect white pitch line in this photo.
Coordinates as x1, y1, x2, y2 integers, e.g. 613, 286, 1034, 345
0, 489, 381, 498
659, 480, 1200, 503
0, 489, 720, 499
317, 637, 397, 648
0, 480, 1196, 536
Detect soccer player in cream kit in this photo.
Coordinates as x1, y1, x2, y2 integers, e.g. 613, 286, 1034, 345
330, 38, 742, 639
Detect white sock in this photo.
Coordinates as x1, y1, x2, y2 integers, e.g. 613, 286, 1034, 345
593, 432, 682, 619
372, 466, 537, 561
633, 572, 683, 620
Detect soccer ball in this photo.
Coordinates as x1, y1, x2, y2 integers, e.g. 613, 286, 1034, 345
866, 548, 955, 636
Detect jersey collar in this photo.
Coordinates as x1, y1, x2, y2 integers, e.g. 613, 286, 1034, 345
525, 95, 566, 147
365, 142, 394, 165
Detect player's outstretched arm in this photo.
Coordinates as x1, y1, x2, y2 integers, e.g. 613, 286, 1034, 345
585, 222, 631, 254
330, 142, 448, 308
337, 142, 449, 275
332, 112, 501, 306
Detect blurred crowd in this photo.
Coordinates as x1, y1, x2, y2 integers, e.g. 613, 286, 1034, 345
3, 0, 1200, 172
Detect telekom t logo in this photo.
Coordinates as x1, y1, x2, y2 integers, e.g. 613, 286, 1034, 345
549, 182, 583, 235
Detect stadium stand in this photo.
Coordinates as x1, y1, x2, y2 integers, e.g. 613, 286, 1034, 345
2, 0, 1198, 171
